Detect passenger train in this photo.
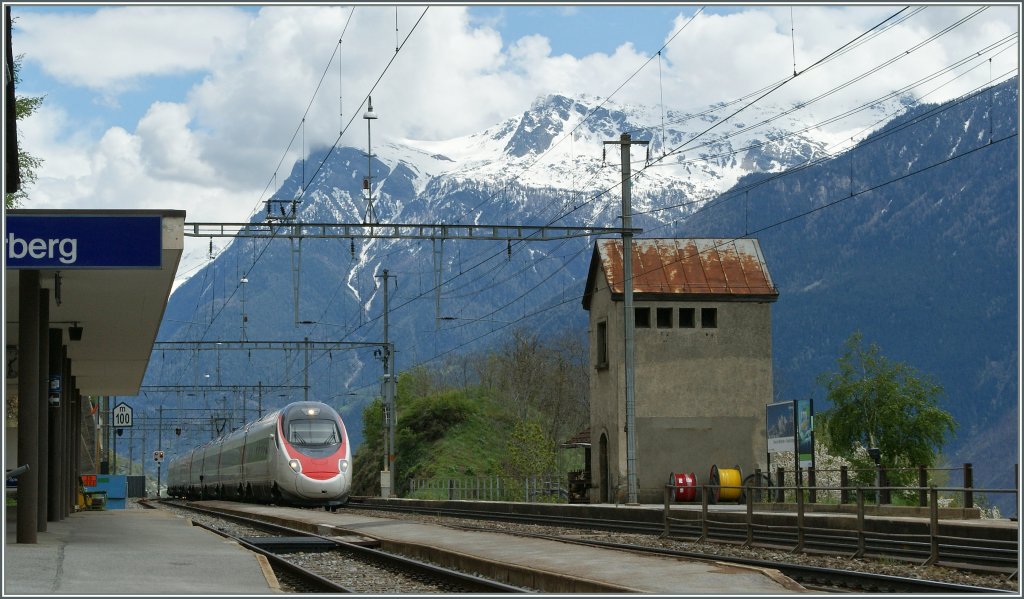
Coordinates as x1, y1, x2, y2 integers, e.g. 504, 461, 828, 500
166, 401, 352, 508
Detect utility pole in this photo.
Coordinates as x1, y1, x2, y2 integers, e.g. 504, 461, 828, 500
304, 337, 310, 403
604, 132, 648, 505
378, 269, 396, 498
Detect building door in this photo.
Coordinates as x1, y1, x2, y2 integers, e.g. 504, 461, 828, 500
599, 433, 609, 503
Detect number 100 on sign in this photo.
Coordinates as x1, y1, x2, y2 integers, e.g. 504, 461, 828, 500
113, 403, 133, 427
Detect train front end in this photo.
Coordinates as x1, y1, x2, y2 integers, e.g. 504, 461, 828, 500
275, 401, 352, 506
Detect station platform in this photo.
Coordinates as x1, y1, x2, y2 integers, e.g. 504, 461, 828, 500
202, 500, 806, 594
3, 504, 278, 595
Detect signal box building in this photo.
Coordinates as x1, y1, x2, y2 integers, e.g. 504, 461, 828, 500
582, 238, 779, 504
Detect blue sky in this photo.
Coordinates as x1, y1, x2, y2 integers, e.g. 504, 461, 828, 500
467, 5, 705, 56
8, 3, 1018, 236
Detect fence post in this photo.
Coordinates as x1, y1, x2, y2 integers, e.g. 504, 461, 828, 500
924, 486, 939, 566
854, 488, 865, 558
918, 465, 928, 507
699, 485, 709, 543
840, 466, 849, 504
754, 468, 763, 503
808, 467, 816, 504
793, 483, 805, 553
776, 467, 785, 503
963, 463, 974, 509
448, 479, 454, 500
663, 484, 671, 538
744, 484, 754, 547
879, 466, 890, 505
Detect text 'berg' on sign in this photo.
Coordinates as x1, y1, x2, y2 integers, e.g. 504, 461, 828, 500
5, 214, 162, 269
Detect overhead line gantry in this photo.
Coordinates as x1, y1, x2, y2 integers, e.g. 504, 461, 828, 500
184, 221, 640, 241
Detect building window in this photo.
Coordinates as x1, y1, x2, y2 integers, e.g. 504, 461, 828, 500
656, 307, 673, 329
596, 320, 608, 369
679, 307, 695, 328
635, 307, 651, 328
701, 307, 718, 328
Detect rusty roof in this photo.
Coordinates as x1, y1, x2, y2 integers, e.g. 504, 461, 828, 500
583, 238, 779, 309
561, 428, 591, 448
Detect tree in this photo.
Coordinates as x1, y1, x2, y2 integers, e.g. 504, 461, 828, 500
6, 53, 44, 209
816, 332, 956, 487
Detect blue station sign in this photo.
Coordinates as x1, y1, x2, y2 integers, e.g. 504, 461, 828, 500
5, 214, 162, 269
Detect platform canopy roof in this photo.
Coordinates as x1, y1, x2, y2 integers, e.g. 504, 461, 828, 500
4, 209, 185, 396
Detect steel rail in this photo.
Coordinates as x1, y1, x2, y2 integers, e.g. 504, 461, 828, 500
162, 501, 530, 594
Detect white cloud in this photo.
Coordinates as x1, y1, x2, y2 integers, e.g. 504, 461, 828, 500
135, 102, 216, 184
13, 4, 1020, 229
15, 6, 250, 91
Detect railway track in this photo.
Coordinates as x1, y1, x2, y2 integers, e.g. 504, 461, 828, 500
343, 499, 1017, 593
345, 498, 1018, 572
153, 500, 531, 593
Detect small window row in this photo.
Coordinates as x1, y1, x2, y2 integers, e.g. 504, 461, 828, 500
635, 307, 717, 329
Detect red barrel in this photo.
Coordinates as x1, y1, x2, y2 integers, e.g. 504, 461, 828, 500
669, 472, 697, 502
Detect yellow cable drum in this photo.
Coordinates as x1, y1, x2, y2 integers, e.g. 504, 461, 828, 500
709, 464, 744, 503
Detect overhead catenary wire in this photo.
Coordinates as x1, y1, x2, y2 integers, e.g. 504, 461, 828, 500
285, 9, 1013, 387
638, 69, 1017, 220
632, 38, 1018, 197
302, 5, 932, 351
165, 5, 1007, 401
281, 69, 1018, 394
549, 6, 994, 230
392, 130, 1017, 376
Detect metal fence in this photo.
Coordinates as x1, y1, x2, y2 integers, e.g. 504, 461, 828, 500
757, 463, 996, 508
407, 475, 569, 502
662, 483, 1019, 569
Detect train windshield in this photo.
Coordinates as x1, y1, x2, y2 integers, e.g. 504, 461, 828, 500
287, 420, 341, 446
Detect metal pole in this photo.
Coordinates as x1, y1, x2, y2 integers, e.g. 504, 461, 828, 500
604, 132, 647, 505
925, 486, 939, 565
17, 269, 41, 544
304, 337, 309, 403
381, 269, 396, 498
37, 288, 49, 533
855, 488, 865, 557
157, 405, 163, 498
112, 400, 117, 475
620, 133, 638, 505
